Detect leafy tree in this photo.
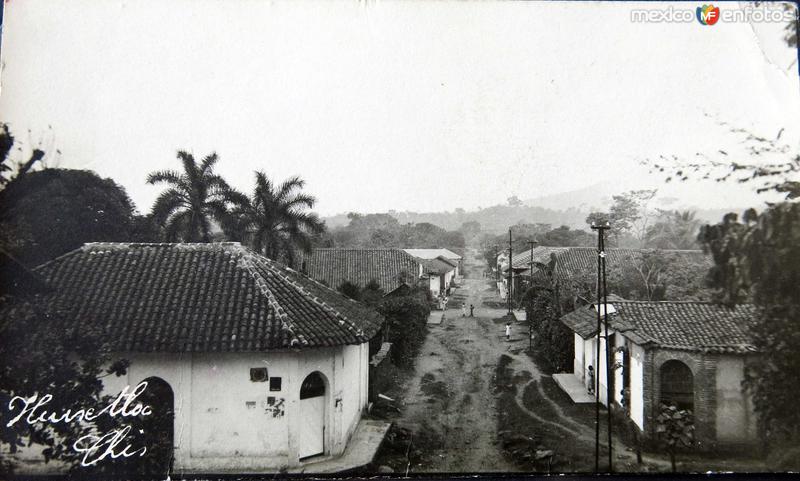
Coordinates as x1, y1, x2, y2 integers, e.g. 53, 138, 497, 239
458, 220, 482, 244
0, 252, 135, 475
331, 213, 464, 250
586, 190, 657, 247
377, 290, 431, 368
570, 250, 712, 302
523, 256, 574, 371
147, 151, 243, 242
644, 210, 701, 250
0, 169, 137, 266
537, 225, 593, 247
361, 279, 386, 306
225, 171, 325, 263
337, 280, 363, 301
0, 124, 45, 191
699, 204, 800, 456
655, 404, 694, 473
645, 123, 799, 200
507, 195, 523, 207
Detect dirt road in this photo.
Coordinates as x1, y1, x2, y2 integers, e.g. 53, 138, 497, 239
379, 248, 649, 473
384, 250, 535, 472
374, 248, 765, 474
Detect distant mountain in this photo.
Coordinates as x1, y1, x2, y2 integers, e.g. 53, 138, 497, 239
523, 181, 617, 212
322, 184, 750, 236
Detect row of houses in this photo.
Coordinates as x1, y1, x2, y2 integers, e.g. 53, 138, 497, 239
504, 245, 760, 451
297, 248, 462, 299
5, 243, 463, 475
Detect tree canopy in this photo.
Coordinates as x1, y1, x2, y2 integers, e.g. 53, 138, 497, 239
0, 169, 137, 266
699, 204, 800, 449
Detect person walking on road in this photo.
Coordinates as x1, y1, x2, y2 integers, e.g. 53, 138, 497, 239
505, 321, 511, 341
469, 304, 474, 317
461, 302, 467, 317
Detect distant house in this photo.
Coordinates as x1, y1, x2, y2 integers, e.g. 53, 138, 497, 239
298, 248, 424, 296
403, 248, 463, 279
13, 243, 389, 474
420, 256, 458, 297
559, 299, 759, 450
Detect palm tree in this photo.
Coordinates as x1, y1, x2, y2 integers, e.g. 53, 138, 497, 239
147, 151, 244, 242
225, 171, 325, 263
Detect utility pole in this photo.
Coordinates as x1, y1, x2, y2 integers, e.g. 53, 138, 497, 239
493, 244, 500, 281
591, 221, 612, 473
507, 229, 513, 314
527, 239, 538, 352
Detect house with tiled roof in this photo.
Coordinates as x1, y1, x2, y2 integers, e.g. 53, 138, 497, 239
297, 248, 424, 296
420, 255, 458, 296
558, 299, 759, 450
14, 242, 389, 475
403, 248, 463, 278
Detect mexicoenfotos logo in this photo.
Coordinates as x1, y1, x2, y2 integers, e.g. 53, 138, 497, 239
696, 4, 720, 25
631, 3, 793, 24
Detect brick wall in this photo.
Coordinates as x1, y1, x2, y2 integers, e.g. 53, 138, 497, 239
642, 348, 719, 450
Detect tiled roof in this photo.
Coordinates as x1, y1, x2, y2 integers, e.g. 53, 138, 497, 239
560, 300, 757, 354
422, 257, 456, 276
403, 248, 462, 261
298, 248, 422, 294
511, 247, 711, 282
32, 243, 384, 352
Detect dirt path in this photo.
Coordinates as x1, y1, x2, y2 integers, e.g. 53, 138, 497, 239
385, 248, 653, 473
387, 250, 532, 472
379, 248, 763, 474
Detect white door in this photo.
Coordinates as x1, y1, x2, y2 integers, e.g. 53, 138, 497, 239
298, 372, 326, 459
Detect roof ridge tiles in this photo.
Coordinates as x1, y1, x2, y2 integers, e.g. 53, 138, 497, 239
234, 248, 300, 347
250, 254, 368, 341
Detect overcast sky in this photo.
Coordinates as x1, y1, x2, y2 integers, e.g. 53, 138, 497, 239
1, 1, 798, 216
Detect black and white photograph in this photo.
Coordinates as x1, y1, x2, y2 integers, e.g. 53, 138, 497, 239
0, 0, 799, 478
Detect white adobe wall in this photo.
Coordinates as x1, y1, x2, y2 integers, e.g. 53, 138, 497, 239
14, 344, 369, 474
429, 275, 441, 295
628, 343, 645, 430
573, 333, 584, 377
714, 355, 758, 444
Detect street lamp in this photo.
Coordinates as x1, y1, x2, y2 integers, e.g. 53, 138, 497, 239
507, 228, 513, 315
492, 244, 500, 281
527, 239, 538, 352
590, 221, 612, 473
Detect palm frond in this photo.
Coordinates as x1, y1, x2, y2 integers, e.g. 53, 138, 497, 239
146, 170, 183, 186
150, 189, 188, 225
200, 152, 219, 173
276, 176, 305, 201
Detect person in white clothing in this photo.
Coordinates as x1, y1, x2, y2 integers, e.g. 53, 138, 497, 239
505, 322, 511, 341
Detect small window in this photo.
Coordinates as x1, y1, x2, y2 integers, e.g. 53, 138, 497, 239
269, 377, 281, 391
250, 367, 268, 382
270, 377, 282, 391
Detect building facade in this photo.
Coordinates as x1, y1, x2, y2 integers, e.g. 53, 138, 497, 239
562, 300, 759, 450
12, 242, 384, 474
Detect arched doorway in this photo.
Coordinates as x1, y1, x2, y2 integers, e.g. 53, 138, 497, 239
298, 371, 327, 460
660, 360, 694, 411
138, 377, 175, 475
